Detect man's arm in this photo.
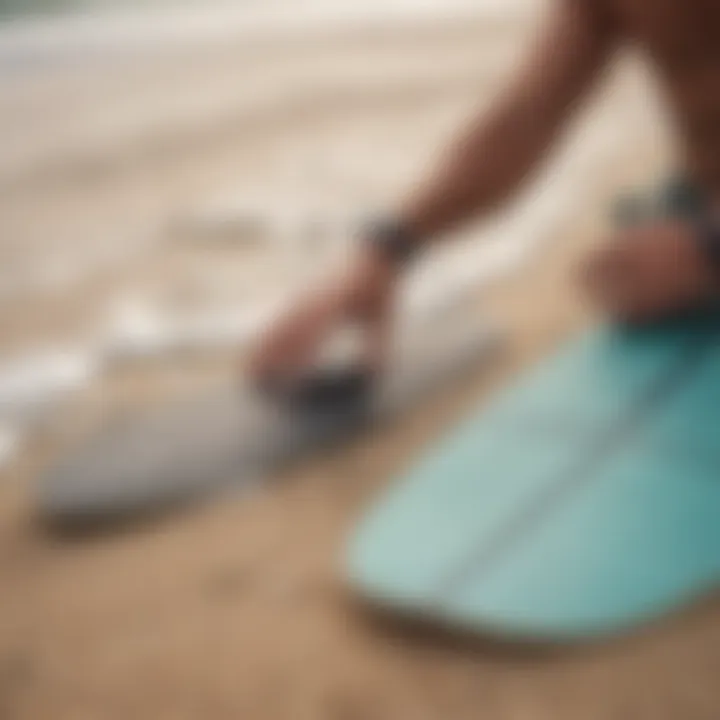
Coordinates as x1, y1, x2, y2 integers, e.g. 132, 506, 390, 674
399, 0, 619, 241
249, 0, 619, 380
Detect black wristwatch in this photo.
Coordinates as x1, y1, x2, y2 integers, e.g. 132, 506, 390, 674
361, 217, 421, 266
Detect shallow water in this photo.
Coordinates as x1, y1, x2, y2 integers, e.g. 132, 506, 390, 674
0, 0, 220, 20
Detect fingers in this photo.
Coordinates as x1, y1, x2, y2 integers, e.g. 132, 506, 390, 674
248, 286, 346, 381
584, 247, 665, 323
584, 248, 639, 315
580, 222, 710, 323
247, 246, 398, 384
358, 296, 393, 374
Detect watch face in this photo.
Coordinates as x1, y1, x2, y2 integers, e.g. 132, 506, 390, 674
365, 218, 417, 264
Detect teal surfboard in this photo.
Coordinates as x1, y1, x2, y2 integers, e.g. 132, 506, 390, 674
347, 317, 720, 641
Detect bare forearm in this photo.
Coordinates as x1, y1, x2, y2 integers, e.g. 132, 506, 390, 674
395, 0, 618, 244
400, 93, 567, 239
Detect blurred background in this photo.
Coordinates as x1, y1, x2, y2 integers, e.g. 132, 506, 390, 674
0, 0, 703, 718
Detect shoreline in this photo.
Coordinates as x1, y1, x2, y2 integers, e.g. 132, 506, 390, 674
0, 0, 539, 71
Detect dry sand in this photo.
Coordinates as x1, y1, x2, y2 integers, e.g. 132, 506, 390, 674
2, 3, 719, 719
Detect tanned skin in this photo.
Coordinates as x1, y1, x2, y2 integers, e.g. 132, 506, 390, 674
250, 0, 720, 381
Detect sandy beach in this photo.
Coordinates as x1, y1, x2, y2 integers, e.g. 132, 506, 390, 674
2, 1, 718, 718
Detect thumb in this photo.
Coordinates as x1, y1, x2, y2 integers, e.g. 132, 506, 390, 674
249, 285, 345, 381
356, 293, 393, 375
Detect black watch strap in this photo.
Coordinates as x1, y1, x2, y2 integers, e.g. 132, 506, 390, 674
361, 217, 420, 265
